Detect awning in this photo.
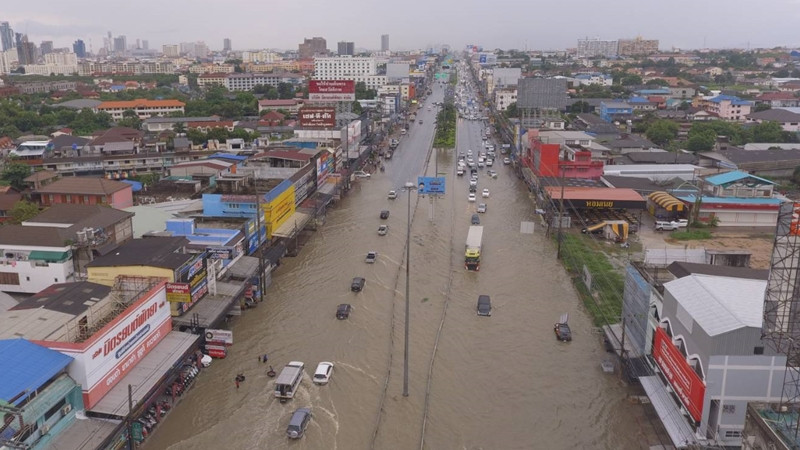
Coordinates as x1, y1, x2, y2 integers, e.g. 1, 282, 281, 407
262, 241, 286, 266
649, 191, 685, 212
639, 375, 698, 448
271, 212, 313, 238
28, 250, 70, 262
88, 331, 199, 419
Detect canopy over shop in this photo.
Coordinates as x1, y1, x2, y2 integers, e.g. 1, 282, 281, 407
647, 191, 686, 219
544, 186, 646, 230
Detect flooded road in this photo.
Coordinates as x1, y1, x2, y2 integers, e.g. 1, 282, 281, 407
146, 82, 652, 449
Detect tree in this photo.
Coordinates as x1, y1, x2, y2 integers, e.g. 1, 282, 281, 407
792, 165, 800, 186
9, 200, 39, 224
351, 101, 363, 115
751, 121, 785, 143
568, 101, 590, 114
277, 82, 295, 99
686, 129, 717, 151
173, 122, 186, 135
754, 103, 771, 112
645, 120, 679, 147
620, 74, 642, 86
355, 82, 376, 100
1, 162, 32, 191
503, 102, 518, 118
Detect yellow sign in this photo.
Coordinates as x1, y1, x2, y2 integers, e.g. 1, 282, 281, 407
264, 186, 295, 238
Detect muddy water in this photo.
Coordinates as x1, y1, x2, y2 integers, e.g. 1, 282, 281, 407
145, 84, 652, 450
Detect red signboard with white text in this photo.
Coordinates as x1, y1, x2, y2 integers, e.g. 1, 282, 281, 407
34, 282, 172, 409
653, 327, 706, 422
299, 107, 336, 128
309, 80, 355, 101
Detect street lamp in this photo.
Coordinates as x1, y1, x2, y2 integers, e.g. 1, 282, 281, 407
402, 181, 416, 397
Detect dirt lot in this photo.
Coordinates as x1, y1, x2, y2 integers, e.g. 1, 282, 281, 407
663, 231, 775, 269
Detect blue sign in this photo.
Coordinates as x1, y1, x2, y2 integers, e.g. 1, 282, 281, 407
417, 176, 446, 195
479, 54, 487, 63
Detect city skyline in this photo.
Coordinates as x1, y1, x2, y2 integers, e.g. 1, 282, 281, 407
2, 0, 800, 53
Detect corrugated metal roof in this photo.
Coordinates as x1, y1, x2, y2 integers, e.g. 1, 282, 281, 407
664, 274, 766, 336
704, 170, 775, 186
676, 194, 781, 205
0, 339, 73, 404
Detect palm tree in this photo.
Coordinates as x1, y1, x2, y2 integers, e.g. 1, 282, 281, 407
173, 121, 186, 135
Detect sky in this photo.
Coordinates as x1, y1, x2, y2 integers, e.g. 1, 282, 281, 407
4, 0, 800, 53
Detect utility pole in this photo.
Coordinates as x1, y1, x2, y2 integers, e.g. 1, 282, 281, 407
255, 188, 265, 302
402, 181, 416, 397
556, 166, 566, 259
127, 384, 134, 450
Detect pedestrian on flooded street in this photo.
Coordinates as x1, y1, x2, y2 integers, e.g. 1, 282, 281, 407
235, 377, 239, 389
262, 354, 268, 363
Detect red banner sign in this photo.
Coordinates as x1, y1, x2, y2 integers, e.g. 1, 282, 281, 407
299, 107, 336, 128
653, 327, 706, 422
308, 80, 355, 101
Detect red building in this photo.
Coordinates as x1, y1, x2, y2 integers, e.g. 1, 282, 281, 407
522, 129, 604, 179
35, 177, 134, 209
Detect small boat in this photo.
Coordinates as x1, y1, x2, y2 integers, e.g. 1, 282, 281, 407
267, 366, 276, 378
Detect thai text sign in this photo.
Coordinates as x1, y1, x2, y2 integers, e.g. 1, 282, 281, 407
653, 327, 705, 422
299, 107, 336, 128
417, 176, 446, 195
309, 80, 355, 101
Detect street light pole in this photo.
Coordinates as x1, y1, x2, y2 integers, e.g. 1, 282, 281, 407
402, 181, 416, 397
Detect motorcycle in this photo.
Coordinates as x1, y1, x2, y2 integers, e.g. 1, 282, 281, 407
380, 165, 385, 172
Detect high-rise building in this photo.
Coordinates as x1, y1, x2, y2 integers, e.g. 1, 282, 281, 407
73, 39, 86, 58
0, 22, 14, 51
298, 37, 327, 59
617, 37, 659, 56
113, 35, 127, 54
105, 31, 112, 53
337, 41, 354, 56
15, 33, 35, 65
40, 41, 53, 55
141, 40, 149, 50
576, 38, 618, 58
223, 38, 231, 53
381, 34, 389, 52
162, 44, 179, 58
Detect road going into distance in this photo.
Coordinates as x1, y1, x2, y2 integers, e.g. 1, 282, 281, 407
146, 74, 654, 449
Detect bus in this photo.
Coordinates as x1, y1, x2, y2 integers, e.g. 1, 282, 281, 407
274, 361, 305, 399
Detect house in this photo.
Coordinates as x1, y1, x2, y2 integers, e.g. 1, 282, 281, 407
628, 96, 658, 111
745, 108, 800, 132
34, 177, 134, 209
0, 186, 23, 223
49, 135, 91, 157
23, 170, 61, 192
599, 101, 633, 123
260, 110, 285, 126
0, 225, 76, 293
754, 91, 800, 108
85, 127, 144, 156
702, 170, 775, 198
698, 147, 800, 177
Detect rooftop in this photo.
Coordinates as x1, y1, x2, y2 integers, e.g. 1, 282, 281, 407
667, 262, 769, 281
664, 274, 766, 336
12, 282, 111, 315
0, 225, 71, 248
0, 339, 73, 405
86, 236, 192, 269
704, 170, 775, 186
35, 177, 132, 195
746, 108, 800, 122
675, 194, 782, 206
544, 186, 645, 202
97, 98, 186, 109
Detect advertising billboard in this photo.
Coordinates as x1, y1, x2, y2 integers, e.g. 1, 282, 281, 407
417, 176, 446, 195
205, 329, 233, 345
316, 151, 332, 186
653, 327, 706, 422
299, 107, 336, 128
309, 80, 356, 101
265, 184, 296, 238
166, 282, 190, 302
290, 165, 315, 207
37, 284, 172, 409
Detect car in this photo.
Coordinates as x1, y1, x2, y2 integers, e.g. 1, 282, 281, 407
286, 408, 312, 439
388, 190, 397, 200
336, 303, 352, 319
351, 277, 365, 292
477, 295, 492, 316
471, 214, 480, 225
477, 160, 485, 168
469, 179, 478, 187
313, 362, 334, 385
457, 169, 464, 176
365, 251, 377, 263
380, 210, 390, 219
468, 193, 477, 202
477, 203, 487, 213
671, 219, 689, 228
503, 158, 511, 165
554, 321, 572, 342
655, 221, 678, 231
353, 171, 371, 178
482, 188, 490, 198
469, 185, 477, 193
419, 120, 423, 124
487, 170, 497, 178
378, 225, 389, 236
486, 159, 494, 167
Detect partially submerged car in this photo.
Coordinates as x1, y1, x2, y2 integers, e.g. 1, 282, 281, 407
380, 210, 390, 219
336, 303, 352, 319
477, 295, 492, 316
554, 313, 572, 342
365, 251, 377, 263
351, 277, 365, 292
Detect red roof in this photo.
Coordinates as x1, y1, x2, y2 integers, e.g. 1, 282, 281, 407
97, 98, 185, 109
757, 91, 798, 101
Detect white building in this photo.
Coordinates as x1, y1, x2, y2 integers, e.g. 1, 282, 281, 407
0, 226, 75, 293
577, 38, 619, 58
0, 48, 19, 74
96, 99, 185, 120
44, 52, 78, 66
23, 64, 79, 76
197, 72, 304, 91
242, 50, 277, 64
495, 88, 517, 111
313, 55, 387, 89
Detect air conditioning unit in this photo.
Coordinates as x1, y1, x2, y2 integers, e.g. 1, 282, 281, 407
41, 424, 50, 434
61, 404, 72, 415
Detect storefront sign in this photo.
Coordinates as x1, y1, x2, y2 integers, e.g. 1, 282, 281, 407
316, 151, 332, 186
37, 286, 172, 409
653, 327, 706, 422
291, 166, 315, 207
166, 282, 191, 302
299, 107, 336, 128
265, 186, 295, 238
205, 329, 233, 345
207, 247, 234, 260
308, 80, 355, 101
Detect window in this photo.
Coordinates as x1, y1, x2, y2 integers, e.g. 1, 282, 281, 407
722, 404, 736, 414
754, 346, 764, 355
724, 430, 741, 438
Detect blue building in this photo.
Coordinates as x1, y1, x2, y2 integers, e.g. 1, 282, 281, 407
164, 218, 245, 268
0, 339, 81, 449
599, 101, 633, 122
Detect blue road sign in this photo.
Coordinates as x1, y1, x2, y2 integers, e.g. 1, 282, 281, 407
417, 176, 446, 195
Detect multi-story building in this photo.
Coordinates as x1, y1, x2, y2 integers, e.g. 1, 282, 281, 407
618, 37, 659, 56
573, 72, 613, 86
695, 95, 752, 121
0, 225, 76, 293
189, 63, 235, 74
96, 98, 185, 120
381, 34, 389, 52
242, 50, 277, 63
22, 63, 79, 76
577, 38, 618, 58
223, 38, 231, 53
299, 37, 327, 59
44, 52, 78, 65
78, 61, 176, 75
0, 21, 13, 51
40, 40, 53, 55
521, 129, 604, 179
15, 33, 35, 65
16, 80, 77, 94
162, 44, 179, 57
196, 72, 304, 91
495, 87, 517, 111
35, 177, 133, 209
313, 55, 387, 89
0, 48, 19, 74
338, 41, 355, 56
72, 39, 86, 58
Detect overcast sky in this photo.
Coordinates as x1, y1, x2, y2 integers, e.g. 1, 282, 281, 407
4, 0, 800, 53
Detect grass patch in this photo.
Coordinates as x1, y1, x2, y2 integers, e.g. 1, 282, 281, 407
433, 103, 457, 148
559, 234, 623, 327
671, 229, 713, 240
